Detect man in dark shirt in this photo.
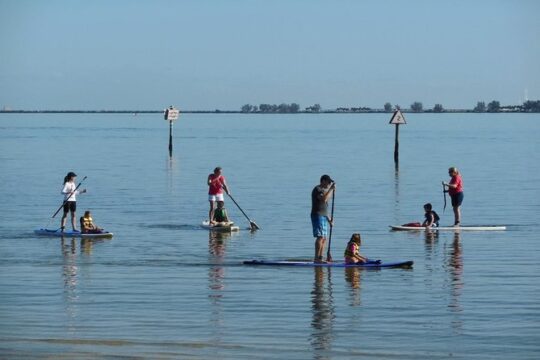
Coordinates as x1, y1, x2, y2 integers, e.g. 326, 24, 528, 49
311, 174, 335, 263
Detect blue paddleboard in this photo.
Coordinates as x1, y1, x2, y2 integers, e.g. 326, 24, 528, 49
243, 259, 413, 268
390, 224, 506, 231
34, 228, 113, 238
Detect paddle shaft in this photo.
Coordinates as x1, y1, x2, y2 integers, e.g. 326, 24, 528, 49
226, 193, 259, 230
52, 176, 87, 218
442, 181, 447, 213
326, 187, 335, 261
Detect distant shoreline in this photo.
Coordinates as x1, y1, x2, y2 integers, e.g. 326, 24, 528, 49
0, 109, 533, 114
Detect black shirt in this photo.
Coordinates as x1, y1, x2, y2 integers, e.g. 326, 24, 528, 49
311, 185, 329, 216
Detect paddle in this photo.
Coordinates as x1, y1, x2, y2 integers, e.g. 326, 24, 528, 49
326, 185, 335, 262
51, 176, 87, 219
442, 181, 447, 213
226, 193, 260, 231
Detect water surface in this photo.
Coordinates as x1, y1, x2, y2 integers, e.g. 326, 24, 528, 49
0, 113, 539, 359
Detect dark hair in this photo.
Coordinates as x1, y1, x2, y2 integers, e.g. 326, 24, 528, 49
320, 174, 333, 183
63, 171, 77, 184
424, 203, 432, 211
214, 167, 222, 173
350, 233, 361, 244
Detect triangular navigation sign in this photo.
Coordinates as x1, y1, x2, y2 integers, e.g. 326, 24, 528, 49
389, 110, 406, 125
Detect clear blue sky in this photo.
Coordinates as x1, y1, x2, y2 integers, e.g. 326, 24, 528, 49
1, 0, 539, 110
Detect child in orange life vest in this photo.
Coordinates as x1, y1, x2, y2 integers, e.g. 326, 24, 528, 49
344, 233, 367, 264
80, 210, 103, 234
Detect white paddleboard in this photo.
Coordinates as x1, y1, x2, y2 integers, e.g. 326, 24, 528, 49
201, 221, 240, 232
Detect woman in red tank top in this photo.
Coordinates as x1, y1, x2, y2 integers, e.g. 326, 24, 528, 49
444, 167, 464, 226
207, 167, 230, 224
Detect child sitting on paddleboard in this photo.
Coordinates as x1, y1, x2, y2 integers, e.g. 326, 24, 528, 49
80, 210, 104, 234
421, 203, 440, 227
211, 201, 232, 226
344, 233, 368, 264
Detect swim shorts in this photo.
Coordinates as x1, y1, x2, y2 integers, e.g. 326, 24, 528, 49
208, 194, 225, 202
311, 214, 329, 238
450, 192, 464, 207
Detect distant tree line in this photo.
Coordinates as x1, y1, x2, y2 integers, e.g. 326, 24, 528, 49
242, 103, 301, 113
336, 107, 372, 112
238, 100, 540, 113
522, 100, 540, 112
383, 100, 539, 113
470, 100, 540, 113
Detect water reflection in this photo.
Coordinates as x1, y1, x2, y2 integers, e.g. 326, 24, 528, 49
424, 229, 440, 256
208, 231, 230, 294
80, 238, 108, 256
60, 237, 79, 332
393, 165, 401, 223
310, 267, 335, 359
207, 231, 230, 343
447, 232, 464, 332
166, 154, 180, 194
208, 231, 231, 344
61, 237, 79, 300
60, 236, 108, 330
344, 267, 362, 307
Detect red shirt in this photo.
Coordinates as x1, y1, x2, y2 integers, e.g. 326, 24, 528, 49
208, 174, 225, 195
449, 174, 463, 195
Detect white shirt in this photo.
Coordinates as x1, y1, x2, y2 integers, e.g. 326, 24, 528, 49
61, 181, 79, 202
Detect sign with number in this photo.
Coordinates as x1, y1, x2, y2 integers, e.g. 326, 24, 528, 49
389, 110, 406, 125
164, 107, 180, 121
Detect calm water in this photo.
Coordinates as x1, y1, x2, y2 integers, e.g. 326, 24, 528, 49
0, 113, 539, 359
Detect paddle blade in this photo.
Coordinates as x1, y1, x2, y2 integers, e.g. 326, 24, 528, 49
249, 221, 260, 231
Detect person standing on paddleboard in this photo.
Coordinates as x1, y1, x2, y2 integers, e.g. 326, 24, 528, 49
311, 174, 335, 263
443, 167, 464, 226
208, 167, 230, 225
60, 172, 86, 232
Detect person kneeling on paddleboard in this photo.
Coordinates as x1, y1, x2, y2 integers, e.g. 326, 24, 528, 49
212, 201, 232, 226
421, 203, 440, 228
80, 210, 103, 234
344, 233, 367, 264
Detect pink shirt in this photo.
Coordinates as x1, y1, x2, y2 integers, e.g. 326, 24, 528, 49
344, 242, 359, 264
449, 174, 463, 195
208, 174, 225, 195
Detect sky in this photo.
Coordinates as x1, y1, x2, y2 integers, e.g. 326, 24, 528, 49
1, 0, 539, 110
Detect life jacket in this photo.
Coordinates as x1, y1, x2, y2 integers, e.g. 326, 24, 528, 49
214, 208, 228, 222
81, 216, 94, 229
344, 242, 359, 258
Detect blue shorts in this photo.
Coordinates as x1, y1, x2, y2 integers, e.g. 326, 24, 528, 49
451, 192, 464, 207
311, 214, 329, 238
